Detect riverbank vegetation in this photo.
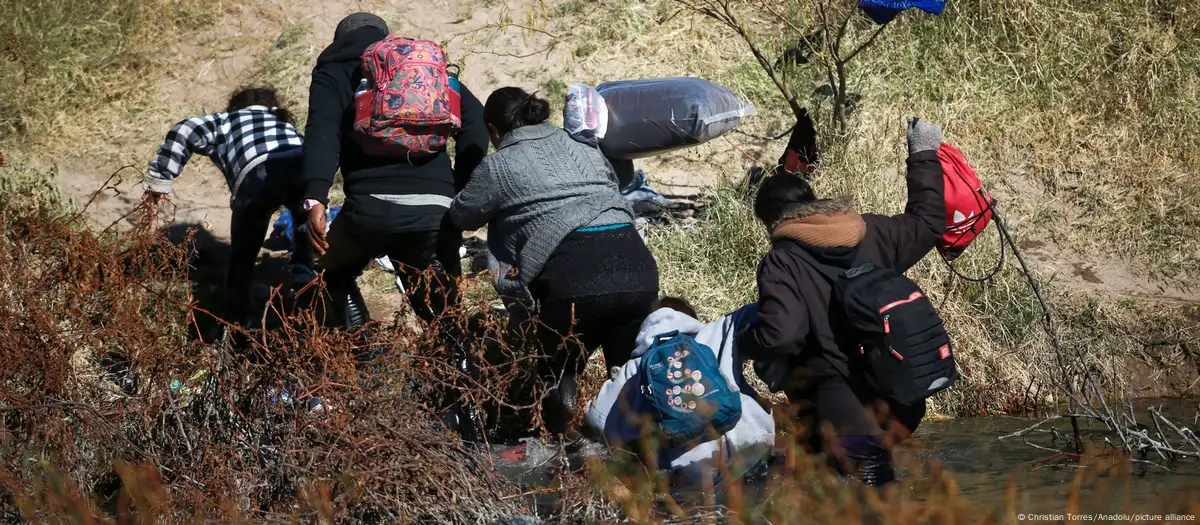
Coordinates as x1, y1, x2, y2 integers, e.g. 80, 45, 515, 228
1, 177, 1195, 521
557, 0, 1200, 417
2, 0, 1198, 521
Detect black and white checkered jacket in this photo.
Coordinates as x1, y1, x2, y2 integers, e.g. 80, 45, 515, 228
145, 106, 303, 197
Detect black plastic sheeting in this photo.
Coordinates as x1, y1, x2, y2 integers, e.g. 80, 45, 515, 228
565, 77, 754, 160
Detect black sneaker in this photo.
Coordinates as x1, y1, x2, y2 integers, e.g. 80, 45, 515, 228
440, 402, 484, 443
541, 373, 579, 436
101, 352, 138, 396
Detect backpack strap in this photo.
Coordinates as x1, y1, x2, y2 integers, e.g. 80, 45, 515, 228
772, 239, 859, 284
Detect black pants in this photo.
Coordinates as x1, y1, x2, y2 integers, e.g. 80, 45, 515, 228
225, 150, 313, 328
787, 355, 926, 486
318, 213, 462, 329
536, 292, 658, 374
525, 225, 660, 434
533, 292, 658, 434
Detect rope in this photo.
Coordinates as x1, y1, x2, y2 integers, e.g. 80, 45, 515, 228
731, 125, 796, 142
941, 201, 1084, 453
940, 198, 1004, 283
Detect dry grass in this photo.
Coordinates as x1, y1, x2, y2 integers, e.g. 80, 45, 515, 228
249, 21, 318, 130
2, 0, 1200, 521
540, 0, 1200, 416
556, 0, 1200, 270
0, 0, 215, 153
0, 164, 1197, 523
0, 166, 543, 523
564, 0, 1200, 277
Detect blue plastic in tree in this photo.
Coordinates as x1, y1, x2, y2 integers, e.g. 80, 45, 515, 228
857, 0, 946, 24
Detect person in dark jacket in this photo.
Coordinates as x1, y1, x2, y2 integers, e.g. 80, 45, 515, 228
737, 116, 946, 486
300, 12, 489, 330
449, 87, 660, 435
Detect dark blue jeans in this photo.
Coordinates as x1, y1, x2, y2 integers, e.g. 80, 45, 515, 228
225, 149, 313, 328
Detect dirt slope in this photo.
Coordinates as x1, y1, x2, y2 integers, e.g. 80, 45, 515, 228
52, 0, 565, 238
45, 0, 1199, 315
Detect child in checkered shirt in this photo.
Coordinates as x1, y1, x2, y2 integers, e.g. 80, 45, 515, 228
144, 86, 313, 342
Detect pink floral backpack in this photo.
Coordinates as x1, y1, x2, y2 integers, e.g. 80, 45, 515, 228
353, 35, 462, 157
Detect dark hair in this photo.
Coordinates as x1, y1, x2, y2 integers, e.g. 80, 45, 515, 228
227, 86, 294, 125
651, 296, 697, 319
753, 172, 817, 230
483, 87, 551, 136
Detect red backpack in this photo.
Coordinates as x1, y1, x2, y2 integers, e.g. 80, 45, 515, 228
353, 36, 462, 157
936, 143, 995, 261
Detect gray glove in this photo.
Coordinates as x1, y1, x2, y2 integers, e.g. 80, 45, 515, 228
906, 117, 943, 155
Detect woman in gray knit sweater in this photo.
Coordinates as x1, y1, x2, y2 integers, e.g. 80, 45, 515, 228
450, 87, 660, 435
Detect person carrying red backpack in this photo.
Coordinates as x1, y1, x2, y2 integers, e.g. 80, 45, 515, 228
300, 13, 490, 440
300, 13, 489, 330
738, 115, 950, 487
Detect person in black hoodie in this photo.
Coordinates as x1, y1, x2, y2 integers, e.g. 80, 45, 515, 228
300, 13, 489, 330
737, 116, 946, 486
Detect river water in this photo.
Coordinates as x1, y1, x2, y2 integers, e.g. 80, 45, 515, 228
901, 410, 1200, 516
490, 398, 1200, 520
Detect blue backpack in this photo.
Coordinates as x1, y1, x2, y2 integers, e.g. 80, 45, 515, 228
638, 331, 742, 447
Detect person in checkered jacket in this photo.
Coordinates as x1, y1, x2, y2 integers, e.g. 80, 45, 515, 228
144, 86, 313, 342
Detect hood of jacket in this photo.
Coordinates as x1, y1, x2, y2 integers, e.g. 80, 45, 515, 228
770, 196, 866, 248
315, 26, 388, 68
586, 309, 775, 486
630, 308, 707, 359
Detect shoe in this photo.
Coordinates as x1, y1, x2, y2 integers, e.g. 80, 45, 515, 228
102, 352, 139, 396
441, 402, 484, 443
541, 373, 579, 436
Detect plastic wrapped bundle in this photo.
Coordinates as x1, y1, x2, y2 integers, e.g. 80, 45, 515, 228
563, 83, 609, 145
592, 77, 755, 160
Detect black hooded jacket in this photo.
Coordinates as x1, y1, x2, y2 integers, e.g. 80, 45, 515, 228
302, 27, 489, 233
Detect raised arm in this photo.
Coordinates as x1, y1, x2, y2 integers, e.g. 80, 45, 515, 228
862, 118, 946, 272
145, 113, 223, 194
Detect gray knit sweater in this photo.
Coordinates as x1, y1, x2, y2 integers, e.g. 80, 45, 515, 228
450, 123, 634, 301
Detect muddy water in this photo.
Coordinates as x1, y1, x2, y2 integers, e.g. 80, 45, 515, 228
491, 399, 1200, 519
903, 412, 1200, 515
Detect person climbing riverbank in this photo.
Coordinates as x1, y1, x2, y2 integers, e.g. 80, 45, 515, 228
299, 12, 491, 441
449, 87, 660, 436
300, 12, 489, 331
143, 86, 311, 344
738, 116, 950, 486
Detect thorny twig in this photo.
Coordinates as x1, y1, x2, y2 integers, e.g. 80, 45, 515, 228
443, 12, 566, 60
0, 190, 567, 522
675, 0, 806, 120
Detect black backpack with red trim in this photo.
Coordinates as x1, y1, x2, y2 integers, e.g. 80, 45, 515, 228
776, 241, 957, 405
